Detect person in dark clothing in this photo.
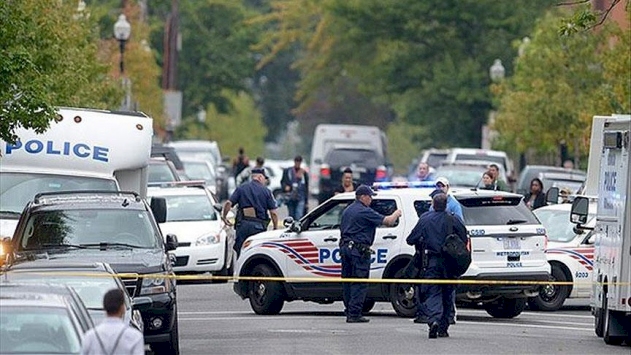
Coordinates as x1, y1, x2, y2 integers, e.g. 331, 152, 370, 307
524, 177, 546, 210
222, 168, 278, 257
406, 193, 467, 338
281, 155, 309, 220
340, 185, 402, 323
333, 167, 358, 195
232, 147, 250, 178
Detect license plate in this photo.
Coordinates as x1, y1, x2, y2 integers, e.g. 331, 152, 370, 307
503, 238, 521, 250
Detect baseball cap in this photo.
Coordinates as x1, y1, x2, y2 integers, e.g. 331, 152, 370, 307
435, 177, 450, 187
429, 188, 444, 198
251, 168, 268, 178
355, 185, 377, 196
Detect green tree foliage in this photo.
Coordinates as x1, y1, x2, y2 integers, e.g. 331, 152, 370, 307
0, 0, 121, 144
385, 120, 427, 175
493, 9, 629, 160
177, 90, 267, 158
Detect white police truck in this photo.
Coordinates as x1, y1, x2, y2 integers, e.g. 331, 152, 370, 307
0, 107, 153, 240
571, 114, 631, 345
233, 182, 550, 318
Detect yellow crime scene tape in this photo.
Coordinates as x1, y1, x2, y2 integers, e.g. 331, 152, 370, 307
2, 270, 630, 286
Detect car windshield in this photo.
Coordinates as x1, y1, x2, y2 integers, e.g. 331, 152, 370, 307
148, 162, 177, 184
5, 273, 118, 309
0, 305, 82, 354
161, 194, 217, 222
0, 173, 116, 214
459, 197, 540, 226
325, 148, 384, 168
426, 154, 448, 168
454, 154, 506, 170
20, 210, 160, 250
541, 178, 584, 195
534, 208, 596, 242
183, 161, 216, 183
434, 168, 483, 188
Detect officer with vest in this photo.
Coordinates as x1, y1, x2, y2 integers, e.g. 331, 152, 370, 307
340, 185, 402, 323
221, 168, 278, 257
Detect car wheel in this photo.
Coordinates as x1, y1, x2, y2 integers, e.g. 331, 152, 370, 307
153, 310, 179, 355
389, 268, 417, 318
484, 298, 527, 318
528, 264, 571, 311
248, 264, 284, 315
362, 299, 376, 315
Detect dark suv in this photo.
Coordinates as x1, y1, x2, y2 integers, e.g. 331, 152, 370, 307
318, 147, 389, 203
6, 191, 179, 355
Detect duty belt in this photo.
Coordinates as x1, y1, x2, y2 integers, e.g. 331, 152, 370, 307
342, 240, 372, 254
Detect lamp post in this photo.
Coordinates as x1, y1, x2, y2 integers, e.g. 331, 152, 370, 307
482, 59, 506, 150
114, 14, 131, 76
489, 59, 505, 83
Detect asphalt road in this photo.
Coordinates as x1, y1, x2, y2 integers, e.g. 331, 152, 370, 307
173, 282, 630, 355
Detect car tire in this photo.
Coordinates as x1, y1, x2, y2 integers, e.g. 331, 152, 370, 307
389, 268, 417, 318
528, 264, 571, 311
248, 264, 284, 315
362, 299, 376, 315
484, 297, 527, 318
153, 310, 179, 355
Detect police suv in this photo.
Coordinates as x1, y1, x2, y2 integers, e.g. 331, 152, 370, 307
233, 182, 551, 318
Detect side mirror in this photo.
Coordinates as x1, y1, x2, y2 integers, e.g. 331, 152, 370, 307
570, 196, 589, 225
165, 234, 178, 251
131, 296, 153, 311
150, 197, 167, 224
213, 203, 223, 212
572, 226, 585, 235
283, 217, 294, 227
546, 187, 559, 205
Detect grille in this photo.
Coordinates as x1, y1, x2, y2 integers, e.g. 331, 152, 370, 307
121, 275, 140, 297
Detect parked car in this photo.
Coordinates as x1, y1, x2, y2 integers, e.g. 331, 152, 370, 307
148, 157, 183, 186
181, 158, 218, 193
435, 161, 507, 189
444, 148, 515, 182
517, 165, 586, 195
0, 284, 92, 354
2, 261, 148, 331
151, 143, 186, 178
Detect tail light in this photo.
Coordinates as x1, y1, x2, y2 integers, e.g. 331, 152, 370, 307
375, 165, 387, 181
320, 164, 331, 179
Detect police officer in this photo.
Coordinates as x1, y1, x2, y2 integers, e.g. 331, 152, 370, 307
407, 193, 467, 338
222, 168, 278, 258
340, 185, 402, 323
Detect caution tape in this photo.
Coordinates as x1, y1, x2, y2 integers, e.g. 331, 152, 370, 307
2, 271, 630, 286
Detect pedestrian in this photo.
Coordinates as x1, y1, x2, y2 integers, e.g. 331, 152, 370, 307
334, 167, 358, 195
480, 171, 495, 190
340, 185, 402, 323
524, 178, 546, 210
222, 168, 278, 257
431, 177, 463, 221
488, 163, 509, 191
409, 193, 467, 338
281, 155, 309, 220
80, 288, 144, 355
232, 147, 250, 178
563, 159, 574, 170
236, 156, 266, 186
414, 162, 435, 182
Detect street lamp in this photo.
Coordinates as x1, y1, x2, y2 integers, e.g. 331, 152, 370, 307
197, 107, 207, 123
113, 14, 131, 76
489, 59, 505, 82
483, 59, 506, 150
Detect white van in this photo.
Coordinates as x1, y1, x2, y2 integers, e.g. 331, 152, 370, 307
309, 124, 388, 197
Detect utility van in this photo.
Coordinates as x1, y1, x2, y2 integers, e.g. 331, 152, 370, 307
0, 107, 153, 239
309, 124, 388, 200
570, 114, 630, 345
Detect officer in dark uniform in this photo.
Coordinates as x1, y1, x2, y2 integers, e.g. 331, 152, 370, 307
340, 185, 402, 323
221, 168, 278, 258
406, 192, 467, 338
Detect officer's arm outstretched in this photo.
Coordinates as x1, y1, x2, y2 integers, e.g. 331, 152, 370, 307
383, 209, 402, 226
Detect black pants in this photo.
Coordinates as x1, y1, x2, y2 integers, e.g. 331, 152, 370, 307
340, 244, 370, 319
234, 220, 266, 257
421, 258, 455, 332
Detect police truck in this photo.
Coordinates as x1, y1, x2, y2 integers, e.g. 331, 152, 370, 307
571, 114, 631, 345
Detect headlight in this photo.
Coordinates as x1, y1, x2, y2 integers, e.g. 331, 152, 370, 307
139, 273, 172, 295
195, 233, 221, 246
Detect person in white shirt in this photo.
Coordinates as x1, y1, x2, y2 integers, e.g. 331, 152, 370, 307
81, 288, 144, 355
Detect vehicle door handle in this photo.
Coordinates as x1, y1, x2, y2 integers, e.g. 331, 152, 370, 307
324, 237, 338, 242
382, 234, 397, 240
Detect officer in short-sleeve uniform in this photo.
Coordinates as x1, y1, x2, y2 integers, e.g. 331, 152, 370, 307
340, 185, 402, 323
222, 168, 278, 257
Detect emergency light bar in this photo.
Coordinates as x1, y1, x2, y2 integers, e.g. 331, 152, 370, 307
372, 181, 437, 190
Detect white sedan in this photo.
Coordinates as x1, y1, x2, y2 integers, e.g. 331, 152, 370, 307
148, 185, 235, 279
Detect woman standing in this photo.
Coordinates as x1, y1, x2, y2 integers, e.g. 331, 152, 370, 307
480, 171, 495, 190
524, 178, 546, 210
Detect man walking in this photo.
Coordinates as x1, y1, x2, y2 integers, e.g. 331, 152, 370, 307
407, 193, 467, 338
81, 289, 144, 355
222, 168, 278, 257
340, 185, 402, 323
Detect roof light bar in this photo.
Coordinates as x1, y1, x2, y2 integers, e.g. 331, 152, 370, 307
372, 181, 437, 190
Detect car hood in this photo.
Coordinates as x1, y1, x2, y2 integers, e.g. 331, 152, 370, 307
159, 220, 223, 242
13, 249, 168, 274
245, 228, 291, 244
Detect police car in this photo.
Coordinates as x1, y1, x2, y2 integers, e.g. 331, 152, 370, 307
530, 200, 597, 311
233, 182, 551, 318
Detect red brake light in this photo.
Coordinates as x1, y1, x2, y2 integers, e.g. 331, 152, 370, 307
375, 166, 387, 180
320, 165, 331, 179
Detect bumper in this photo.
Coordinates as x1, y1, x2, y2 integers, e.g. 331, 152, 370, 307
139, 292, 177, 344
456, 271, 550, 300
172, 244, 226, 273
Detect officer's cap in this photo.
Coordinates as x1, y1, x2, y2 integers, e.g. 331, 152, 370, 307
251, 168, 268, 178
355, 185, 377, 197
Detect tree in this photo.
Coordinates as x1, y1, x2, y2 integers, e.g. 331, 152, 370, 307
0, 0, 120, 144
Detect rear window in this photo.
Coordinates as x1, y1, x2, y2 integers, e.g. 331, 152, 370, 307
325, 149, 384, 168
458, 197, 539, 225
454, 154, 506, 169
426, 154, 448, 168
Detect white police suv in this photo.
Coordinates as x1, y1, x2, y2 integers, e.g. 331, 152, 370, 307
233, 182, 551, 318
